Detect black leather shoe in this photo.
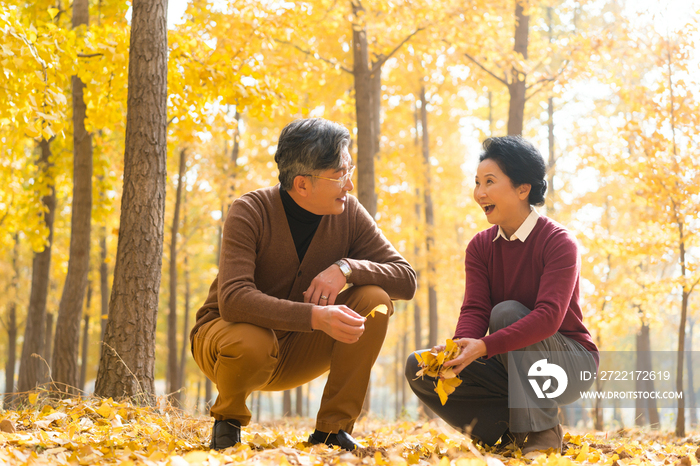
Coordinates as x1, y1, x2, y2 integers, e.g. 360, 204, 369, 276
308, 429, 362, 451
210, 419, 241, 450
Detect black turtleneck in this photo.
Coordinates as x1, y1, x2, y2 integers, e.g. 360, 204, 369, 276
279, 186, 324, 262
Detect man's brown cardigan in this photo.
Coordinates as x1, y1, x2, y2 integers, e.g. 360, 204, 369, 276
191, 185, 416, 342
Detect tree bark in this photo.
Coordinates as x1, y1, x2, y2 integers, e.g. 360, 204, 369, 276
546, 96, 556, 216
168, 148, 187, 404
420, 86, 438, 348
295, 385, 303, 416
53, 0, 93, 395
3, 236, 20, 406
635, 320, 659, 427
79, 313, 89, 392
352, 0, 377, 217
44, 313, 54, 375
94, 0, 168, 401
18, 139, 56, 393
283, 390, 292, 417
685, 319, 696, 427
177, 242, 191, 405
100, 227, 109, 341
507, 0, 529, 136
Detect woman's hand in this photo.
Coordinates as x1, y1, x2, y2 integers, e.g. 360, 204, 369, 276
442, 338, 487, 375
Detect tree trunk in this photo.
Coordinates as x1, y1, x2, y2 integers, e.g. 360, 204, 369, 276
100, 227, 109, 341
18, 138, 56, 393
546, 96, 556, 216
53, 0, 94, 395
635, 320, 659, 427
177, 245, 191, 405
420, 86, 438, 348
283, 390, 292, 417
79, 313, 89, 392
168, 148, 186, 405
295, 385, 303, 416
352, 0, 376, 217
675, 221, 688, 437
44, 313, 54, 375
94, 0, 168, 402
4, 236, 20, 406
507, 0, 529, 136
687, 319, 696, 427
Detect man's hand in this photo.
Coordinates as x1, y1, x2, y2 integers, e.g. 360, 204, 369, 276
304, 263, 347, 306
442, 338, 487, 375
311, 305, 365, 344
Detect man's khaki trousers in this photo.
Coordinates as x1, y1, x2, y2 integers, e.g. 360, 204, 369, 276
192, 285, 392, 434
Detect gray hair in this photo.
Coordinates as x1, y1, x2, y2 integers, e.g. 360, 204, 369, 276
274, 118, 350, 190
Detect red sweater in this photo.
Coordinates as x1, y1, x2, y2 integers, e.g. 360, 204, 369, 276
453, 216, 598, 361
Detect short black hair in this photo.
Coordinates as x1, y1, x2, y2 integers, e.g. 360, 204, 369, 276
479, 136, 547, 206
274, 118, 350, 190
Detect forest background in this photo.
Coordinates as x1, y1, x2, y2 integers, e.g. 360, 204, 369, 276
1, 0, 700, 441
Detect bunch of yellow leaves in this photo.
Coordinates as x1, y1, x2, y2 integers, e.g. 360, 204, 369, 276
414, 339, 463, 405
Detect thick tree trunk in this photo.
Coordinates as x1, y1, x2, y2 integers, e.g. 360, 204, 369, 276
94, 0, 168, 401
420, 86, 438, 348
18, 138, 56, 393
168, 148, 186, 404
53, 0, 93, 394
507, 0, 529, 136
352, 1, 376, 217
4, 236, 19, 405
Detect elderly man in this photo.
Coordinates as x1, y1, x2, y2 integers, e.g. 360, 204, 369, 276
191, 118, 416, 450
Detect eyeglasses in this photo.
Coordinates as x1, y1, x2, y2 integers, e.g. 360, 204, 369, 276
303, 165, 355, 186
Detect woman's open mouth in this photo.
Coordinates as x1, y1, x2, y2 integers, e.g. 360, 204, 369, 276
483, 204, 495, 215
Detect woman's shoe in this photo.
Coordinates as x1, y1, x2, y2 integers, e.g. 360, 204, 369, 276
521, 424, 563, 454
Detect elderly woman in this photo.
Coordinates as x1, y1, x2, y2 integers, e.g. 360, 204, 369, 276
406, 136, 598, 454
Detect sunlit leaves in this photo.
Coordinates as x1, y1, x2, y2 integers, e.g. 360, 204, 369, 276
415, 339, 464, 405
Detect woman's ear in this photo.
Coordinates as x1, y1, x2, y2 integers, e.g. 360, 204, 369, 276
518, 183, 531, 201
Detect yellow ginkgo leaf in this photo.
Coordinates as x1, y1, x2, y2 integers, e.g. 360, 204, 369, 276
368, 304, 388, 318
435, 379, 449, 405
28, 393, 39, 405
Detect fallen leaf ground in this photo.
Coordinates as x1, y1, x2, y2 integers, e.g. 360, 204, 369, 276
1, 397, 699, 465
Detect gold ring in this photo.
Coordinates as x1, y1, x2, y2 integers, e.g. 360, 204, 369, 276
321, 295, 328, 300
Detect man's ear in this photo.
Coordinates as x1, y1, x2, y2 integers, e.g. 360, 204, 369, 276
292, 175, 310, 198
518, 183, 531, 201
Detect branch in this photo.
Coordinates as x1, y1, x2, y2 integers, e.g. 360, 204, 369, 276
371, 26, 426, 73
78, 53, 104, 58
273, 38, 352, 74
524, 59, 571, 101
689, 275, 700, 297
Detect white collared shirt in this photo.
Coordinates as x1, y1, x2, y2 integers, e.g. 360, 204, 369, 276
493, 208, 540, 243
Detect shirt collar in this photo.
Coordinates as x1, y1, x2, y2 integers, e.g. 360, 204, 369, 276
493, 208, 540, 243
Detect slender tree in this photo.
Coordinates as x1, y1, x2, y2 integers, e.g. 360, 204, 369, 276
167, 148, 187, 404
17, 139, 56, 393
94, 0, 168, 401
52, 0, 94, 394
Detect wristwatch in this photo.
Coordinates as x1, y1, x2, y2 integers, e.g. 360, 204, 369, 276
335, 259, 352, 279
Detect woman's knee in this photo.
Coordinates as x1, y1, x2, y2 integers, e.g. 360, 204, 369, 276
489, 300, 531, 333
